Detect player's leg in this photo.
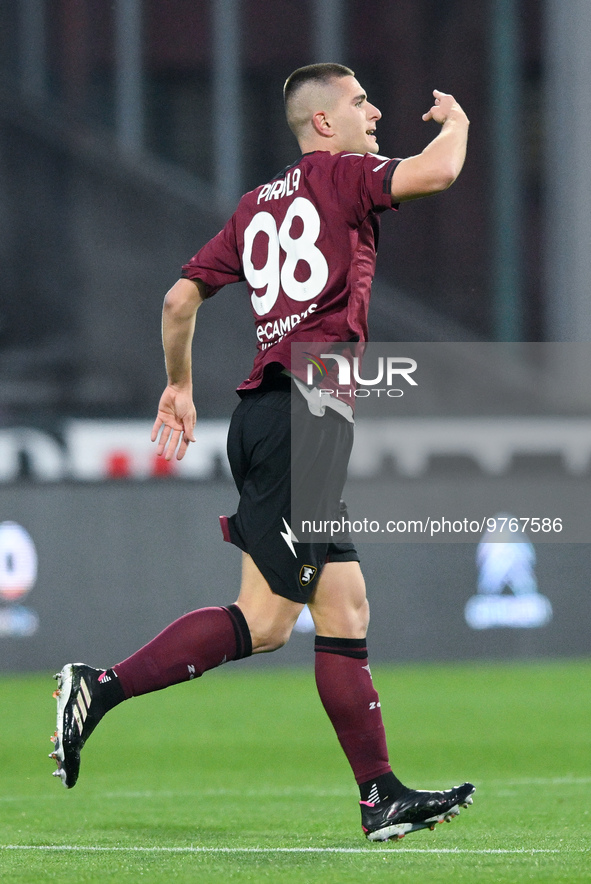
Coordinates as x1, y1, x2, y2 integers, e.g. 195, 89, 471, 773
108, 550, 301, 698
234, 552, 304, 653
49, 550, 303, 788
49, 600, 252, 788
308, 560, 474, 841
308, 560, 405, 799
307, 559, 368, 638
49, 387, 304, 788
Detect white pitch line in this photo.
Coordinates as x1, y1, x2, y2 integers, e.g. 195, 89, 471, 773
0, 846, 573, 855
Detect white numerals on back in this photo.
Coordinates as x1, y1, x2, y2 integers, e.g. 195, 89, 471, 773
243, 197, 329, 317
243, 211, 279, 316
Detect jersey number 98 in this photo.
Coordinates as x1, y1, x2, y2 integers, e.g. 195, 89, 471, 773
242, 197, 329, 316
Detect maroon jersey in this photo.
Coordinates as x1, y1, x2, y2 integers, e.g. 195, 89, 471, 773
181, 150, 399, 391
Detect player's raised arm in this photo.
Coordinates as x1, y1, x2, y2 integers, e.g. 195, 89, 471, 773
391, 90, 469, 203
151, 277, 205, 461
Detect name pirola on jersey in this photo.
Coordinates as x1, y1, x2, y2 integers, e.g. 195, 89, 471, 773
181, 150, 399, 392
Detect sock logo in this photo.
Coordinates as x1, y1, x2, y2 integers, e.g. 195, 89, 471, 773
369, 701, 381, 710
187, 664, 196, 679
299, 565, 317, 586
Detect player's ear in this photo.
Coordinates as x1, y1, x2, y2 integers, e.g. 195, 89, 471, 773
311, 110, 333, 139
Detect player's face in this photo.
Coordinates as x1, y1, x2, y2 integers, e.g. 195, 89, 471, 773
328, 76, 382, 154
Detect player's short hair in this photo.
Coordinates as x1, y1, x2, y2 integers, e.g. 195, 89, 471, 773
283, 63, 355, 139
283, 63, 355, 105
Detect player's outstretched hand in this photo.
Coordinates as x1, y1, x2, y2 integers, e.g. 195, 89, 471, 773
151, 384, 196, 461
422, 90, 466, 125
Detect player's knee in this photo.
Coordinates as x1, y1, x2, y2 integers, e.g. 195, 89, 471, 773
357, 597, 370, 633
250, 621, 292, 653
344, 596, 370, 636
310, 594, 369, 638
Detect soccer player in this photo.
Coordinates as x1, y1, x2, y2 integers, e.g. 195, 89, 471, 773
50, 64, 474, 841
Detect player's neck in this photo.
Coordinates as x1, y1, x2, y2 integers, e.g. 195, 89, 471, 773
299, 138, 342, 156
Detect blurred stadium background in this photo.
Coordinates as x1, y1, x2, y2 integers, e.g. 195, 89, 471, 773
0, 0, 590, 671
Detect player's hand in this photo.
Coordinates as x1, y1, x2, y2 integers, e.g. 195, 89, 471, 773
422, 90, 465, 125
151, 384, 196, 461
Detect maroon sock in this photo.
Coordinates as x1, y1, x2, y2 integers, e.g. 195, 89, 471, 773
113, 604, 252, 699
314, 636, 393, 785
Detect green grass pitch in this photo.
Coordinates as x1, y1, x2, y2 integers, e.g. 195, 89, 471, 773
0, 659, 590, 883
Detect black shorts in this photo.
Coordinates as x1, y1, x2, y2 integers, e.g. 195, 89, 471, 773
219, 386, 359, 604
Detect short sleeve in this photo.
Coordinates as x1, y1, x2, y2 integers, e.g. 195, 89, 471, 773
335, 153, 400, 220
181, 214, 244, 298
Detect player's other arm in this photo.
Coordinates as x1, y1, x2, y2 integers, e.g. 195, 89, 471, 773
391, 90, 469, 203
151, 277, 206, 461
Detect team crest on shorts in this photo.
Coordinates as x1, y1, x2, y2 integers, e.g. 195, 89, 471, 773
299, 565, 318, 586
